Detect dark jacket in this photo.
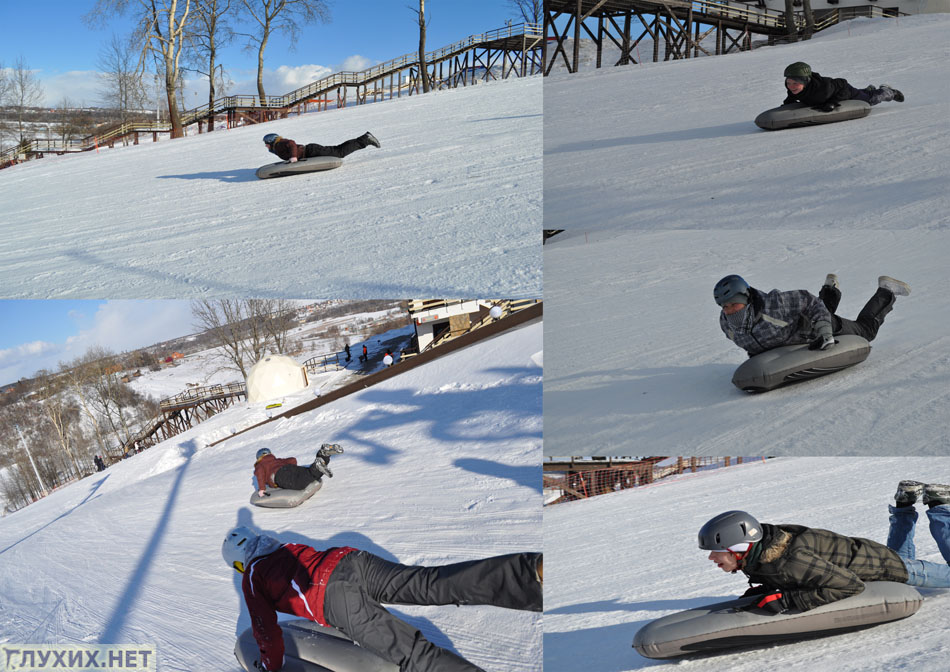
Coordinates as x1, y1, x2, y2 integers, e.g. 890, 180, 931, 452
720, 286, 832, 356
741, 523, 908, 611
783, 72, 855, 106
254, 454, 298, 489
268, 138, 306, 161
242, 539, 356, 670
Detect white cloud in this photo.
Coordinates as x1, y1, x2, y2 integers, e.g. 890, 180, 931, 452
337, 55, 373, 72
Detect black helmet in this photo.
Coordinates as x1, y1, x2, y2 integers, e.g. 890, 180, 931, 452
263, 133, 280, 145
713, 275, 750, 307
783, 62, 812, 80
698, 511, 762, 550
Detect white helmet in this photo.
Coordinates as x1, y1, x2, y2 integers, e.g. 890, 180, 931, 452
222, 526, 257, 573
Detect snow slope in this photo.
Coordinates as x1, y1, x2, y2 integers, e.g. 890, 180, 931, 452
544, 16, 950, 229
544, 228, 950, 453
544, 456, 950, 672
0, 321, 542, 671
0, 76, 541, 298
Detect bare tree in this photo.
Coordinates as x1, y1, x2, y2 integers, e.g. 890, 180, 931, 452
188, 0, 234, 130
85, 0, 193, 138
193, 300, 298, 379
192, 300, 254, 378
508, 0, 542, 25
0, 61, 10, 153
59, 354, 110, 458
33, 369, 84, 481
238, 0, 331, 106
783, 0, 798, 42
410, 0, 432, 93
802, 0, 815, 40
97, 33, 148, 126
8, 56, 46, 146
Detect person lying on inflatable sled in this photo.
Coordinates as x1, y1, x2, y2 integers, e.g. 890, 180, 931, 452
263, 131, 380, 162
782, 62, 904, 112
222, 527, 543, 671
253, 444, 343, 497
699, 485, 950, 614
715, 273, 910, 357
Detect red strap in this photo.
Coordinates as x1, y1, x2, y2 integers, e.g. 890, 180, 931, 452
757, 592, 783, 607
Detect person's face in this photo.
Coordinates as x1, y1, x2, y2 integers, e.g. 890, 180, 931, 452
708, 550, 739, 572
785, 78, 805, 94
721, 302, 746, 316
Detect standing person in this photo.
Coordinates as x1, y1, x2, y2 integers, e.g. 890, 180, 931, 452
361, 344, 368, 363
781, 62, 904, 112
253, 445, 343, 496
222, 527, 542, 672
263, 131, 380, 162
344, 343, 351, 363
698, 491, 950, 614
714, 273, 910, 357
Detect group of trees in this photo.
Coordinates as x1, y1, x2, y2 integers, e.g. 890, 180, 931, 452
0, 57, 46, 152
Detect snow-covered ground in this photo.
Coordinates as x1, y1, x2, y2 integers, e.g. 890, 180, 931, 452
544, 229, 950, 453
544, 456, 950, 671
544, 16, 950, 229
0, 321, 542, 671
0, 75, 541, 298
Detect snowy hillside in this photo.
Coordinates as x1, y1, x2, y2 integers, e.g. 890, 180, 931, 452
0, 75, 541, 298
544, 456, 950, 672
544, 16, 950, 229
544, 229, 950, 453
0, 321, 543, 671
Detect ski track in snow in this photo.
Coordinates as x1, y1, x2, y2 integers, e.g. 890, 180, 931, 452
544, 456, 950, 672
0, 323, 543, 671
0, 77, 541, 298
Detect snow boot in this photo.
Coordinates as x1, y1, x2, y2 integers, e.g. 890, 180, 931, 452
316, 443, 344, 461
895, 480, 925, 506
819, 274, 841, 314
924, 483, 950, 507
309, 459, 334, 479
824, 273, 839, 290
361, 132, 381, 149
878, 276, 911, 297
880, 84, 904, 102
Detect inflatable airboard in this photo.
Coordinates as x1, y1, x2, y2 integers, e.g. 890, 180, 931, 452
732, 334, 870, 393
755, 100, 871, 131
256, 156, 343, 179
633, 581, 921, 659
250, 479, 322, 508
235, 619, 398, 672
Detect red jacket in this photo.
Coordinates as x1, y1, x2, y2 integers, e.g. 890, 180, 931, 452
243, 544, 356, 670
269, 138, 305, 161
254, 454, 298, 489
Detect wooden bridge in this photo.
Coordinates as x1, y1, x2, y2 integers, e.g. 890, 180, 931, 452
2, 22, 542, 167
544, 1, 903, 74
123, 382, 247, 453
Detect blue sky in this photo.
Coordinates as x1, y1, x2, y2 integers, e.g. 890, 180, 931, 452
0, 301, 196, 386
1, 0, 530, 107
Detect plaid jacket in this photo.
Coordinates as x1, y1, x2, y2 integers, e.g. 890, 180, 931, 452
742, 523, 908, 611
720, 287, 832, 356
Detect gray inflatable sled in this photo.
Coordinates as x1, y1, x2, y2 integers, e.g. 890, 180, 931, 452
235, 619, 398, 672
732, 334, 870, 393
250, 479, 322, 508
633, 581, 921, 659
755, 100, 871, 130
256, 156, 343, 179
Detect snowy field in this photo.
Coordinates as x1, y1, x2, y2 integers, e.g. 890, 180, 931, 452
0, 75, 541, 298
544, 16, 950, 229
0, 321, 543, 671
544, 229, 950, 453
544, 456, 950, 672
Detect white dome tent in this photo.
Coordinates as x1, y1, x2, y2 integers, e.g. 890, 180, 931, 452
246, 354, 309, 403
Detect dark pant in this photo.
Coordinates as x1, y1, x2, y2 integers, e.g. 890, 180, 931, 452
304, 136, 366, 159
820, 286, 895, 342
274, 464, 321, 490
323, 551, 542, 672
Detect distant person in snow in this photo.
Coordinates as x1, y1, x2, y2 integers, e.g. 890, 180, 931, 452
714, 273, 910, 357
222, 526, 542, 672
262, 131, 380, 162
253, 445, 343, 496
344, 343, 351, 362
699, 486, 950, 614
360, 344, 368, 363
94, 455, 106, 472
782, 62, 904, 112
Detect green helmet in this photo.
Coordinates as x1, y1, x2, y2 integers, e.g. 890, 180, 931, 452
784, 62, 812, 79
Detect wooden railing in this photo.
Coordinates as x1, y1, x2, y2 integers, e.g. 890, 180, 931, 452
159, 382, 246, 411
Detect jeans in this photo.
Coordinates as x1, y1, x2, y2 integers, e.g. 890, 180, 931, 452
887, 504, 950, 588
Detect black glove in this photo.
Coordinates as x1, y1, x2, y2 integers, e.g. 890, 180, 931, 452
812, 102, 840, 113
742, 590, 790, 614
741, 584, 771, 597
808, 335, 836, 351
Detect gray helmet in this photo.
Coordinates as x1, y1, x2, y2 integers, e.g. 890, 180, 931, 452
714, 275, 750, 307
698, 511, 762, 550
263, 133, 280, 145
783, 62, 812, 80
256, 447, 272, 461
